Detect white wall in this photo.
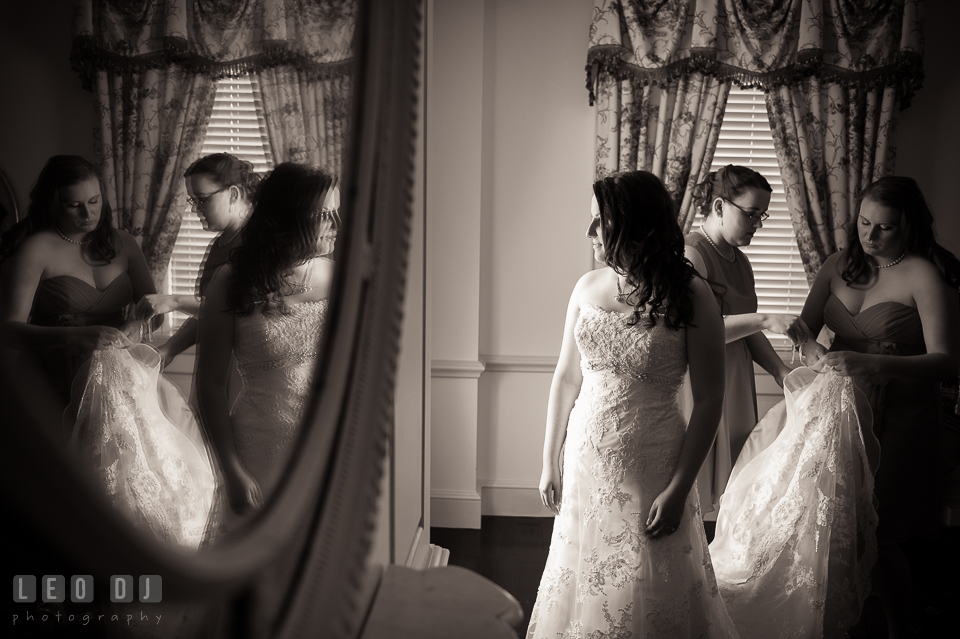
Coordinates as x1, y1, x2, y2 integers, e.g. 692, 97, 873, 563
429, 0, 595, 526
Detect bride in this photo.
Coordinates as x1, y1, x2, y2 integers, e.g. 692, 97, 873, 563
196, 162, 339, 521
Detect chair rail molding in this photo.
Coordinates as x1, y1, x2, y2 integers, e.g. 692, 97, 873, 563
431, 358, 485, 378
480, 354, 558, 373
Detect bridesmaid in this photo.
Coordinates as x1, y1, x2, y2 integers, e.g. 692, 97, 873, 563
135, 153, 260, 369
799, 176, 960, 638
0, 156, 158, 426
683, 165, 809, 519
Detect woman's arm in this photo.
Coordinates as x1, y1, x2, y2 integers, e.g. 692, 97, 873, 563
156, 317, 198, 368
684, 245, 807, 345
196, 266, 261, 512
645, 277, 725, 538
135, 293, 201, 321
539, 277, 586, 515
744, 332, 791, 387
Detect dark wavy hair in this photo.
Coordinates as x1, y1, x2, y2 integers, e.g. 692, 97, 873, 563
843, 176, 960, 288
691, 164, 771, 218
184, 152, 262, 202
593, 170, 697, 329
0, 156, 115, 265
228, 163, 337, 315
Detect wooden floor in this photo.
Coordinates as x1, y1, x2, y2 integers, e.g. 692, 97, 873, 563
432, 516, 960, 638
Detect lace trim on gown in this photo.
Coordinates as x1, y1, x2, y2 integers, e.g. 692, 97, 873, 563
69, 342, 215, 549
710, 366, 878, 639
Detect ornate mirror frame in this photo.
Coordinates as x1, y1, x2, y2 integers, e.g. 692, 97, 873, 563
1, 0, 421, 636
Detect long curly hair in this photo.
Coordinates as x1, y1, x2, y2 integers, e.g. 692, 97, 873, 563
843, 176, 960, 289
184, 152, 262, 202
593, 170, 697, 329
0, 156, 116, 266
691, 164, 771, 219
228, 163, 338, 315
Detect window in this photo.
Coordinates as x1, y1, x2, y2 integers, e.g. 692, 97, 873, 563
164, 76, 273, 330
709, 87, 810, 347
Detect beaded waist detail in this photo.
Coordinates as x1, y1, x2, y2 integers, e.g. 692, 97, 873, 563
580, 363, 681, 390
236, 349, 317, 377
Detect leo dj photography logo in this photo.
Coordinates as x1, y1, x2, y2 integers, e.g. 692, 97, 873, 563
13, 575, 162, 603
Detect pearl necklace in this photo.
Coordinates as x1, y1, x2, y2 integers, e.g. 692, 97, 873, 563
870, 251, 907, 269
699, 227, 735, 262
56, 226, 92, 245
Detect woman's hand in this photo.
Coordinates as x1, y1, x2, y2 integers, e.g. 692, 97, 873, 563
801, 340, 829, 368
821, 351, 878, 378
70, 326, 125, 351
224, 462, 263, 515
764, 314, 811, 345
645, 486, 686, 539
539, 463, 563, 516
135, 294, 179, 321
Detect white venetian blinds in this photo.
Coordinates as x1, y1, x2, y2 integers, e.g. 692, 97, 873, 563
709, 87, 810, 346
164, 76, 273, 329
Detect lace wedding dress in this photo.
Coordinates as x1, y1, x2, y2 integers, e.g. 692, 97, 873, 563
229, 299, 328, 497
70, 340, 215, 549
527, 304, 739, 639
710, 365, 879, 639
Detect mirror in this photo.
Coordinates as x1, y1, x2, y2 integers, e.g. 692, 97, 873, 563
3, 1, 360, 552
0, 0, 421, 636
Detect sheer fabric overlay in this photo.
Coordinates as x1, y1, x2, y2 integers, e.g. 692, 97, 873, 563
528, 304, 738, 639
710, 365, 879, 639
69, 340, 216, 549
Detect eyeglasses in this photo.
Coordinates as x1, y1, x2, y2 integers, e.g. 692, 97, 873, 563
316, 208, 341, 228
186, 186, 229, 208
723, 199, 769, 222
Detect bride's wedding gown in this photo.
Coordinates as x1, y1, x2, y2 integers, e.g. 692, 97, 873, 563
710, 365, 879, 639
527, 304, 738, 639
70, 340, 215, 549
230, 299, 328, 496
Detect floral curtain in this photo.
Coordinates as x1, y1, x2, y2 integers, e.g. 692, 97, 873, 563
71, 0, 356, 284
92, 66, 216, 282
587, 0, 923, 267
594, 71, 729, 231
767, 81, 900, 279
257, 67, 353, 175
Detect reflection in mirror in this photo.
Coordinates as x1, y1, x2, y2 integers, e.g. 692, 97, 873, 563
0, 0, 356, 552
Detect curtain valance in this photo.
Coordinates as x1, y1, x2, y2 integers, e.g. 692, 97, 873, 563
72, 0, 356, 89
587, 0, 923, 106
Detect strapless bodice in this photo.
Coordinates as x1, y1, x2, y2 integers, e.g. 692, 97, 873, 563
31, 274, 132, 327
575, 304, 687, 391
824, 294, 926, 356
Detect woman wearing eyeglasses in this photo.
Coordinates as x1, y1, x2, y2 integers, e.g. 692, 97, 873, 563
135, 153, 261, 369
683, 165, 810, 521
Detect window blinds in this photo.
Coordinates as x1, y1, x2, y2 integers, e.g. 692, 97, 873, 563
709, 87, 810, 347
164, 76, 273, 329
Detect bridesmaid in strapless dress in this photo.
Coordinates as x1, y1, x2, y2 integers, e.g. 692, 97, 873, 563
197, 162, 339, 518
0, 156, 159, 427
798, 176, 960, 638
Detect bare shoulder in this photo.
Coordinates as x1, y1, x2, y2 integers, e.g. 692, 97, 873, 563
571, 267, 612, 305
10, 230, 58, 269
684, 245, 707, 278
114, 228, 141, 252
904, 255, 952, 295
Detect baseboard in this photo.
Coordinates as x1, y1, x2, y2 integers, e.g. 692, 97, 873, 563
430, 489, 481, 528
